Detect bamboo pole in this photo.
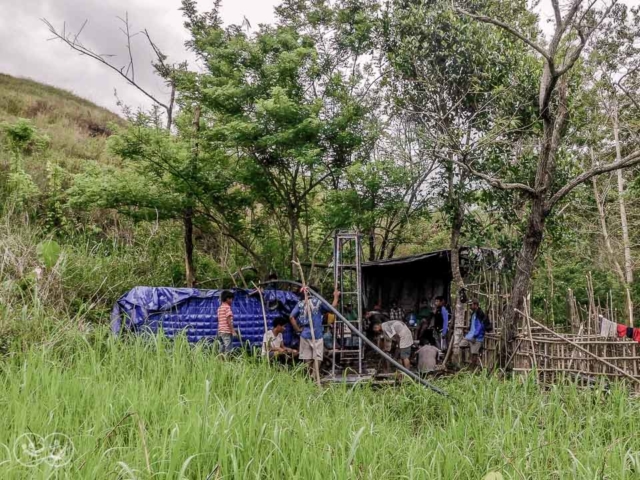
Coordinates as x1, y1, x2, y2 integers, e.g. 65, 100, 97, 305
252, 281, 270, 357
503, 339, 524, 371
293, 260, 322, 386
515, 309, 640, 386
627, 288, 634, 327
525, 307, 537, 372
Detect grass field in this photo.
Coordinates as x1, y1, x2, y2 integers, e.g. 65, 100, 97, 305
1, 74, 640, 480
1, 329, 639, 479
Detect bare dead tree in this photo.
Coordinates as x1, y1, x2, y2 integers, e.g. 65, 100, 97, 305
43, 14, 201, 286
455, 1, 640, 349
42, 15, 179, 129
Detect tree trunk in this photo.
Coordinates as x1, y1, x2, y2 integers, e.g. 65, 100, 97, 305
184, 207, 196, 287
502, 196, 546, 347
613, 107, 633, 285
368, 228, 376, 262
184, 105, 201, 288
445, 165, 466, 366
288, 207, 298, 277
449, 217, 466, 365
591, 149, 625, 284
166, 82, 176, 130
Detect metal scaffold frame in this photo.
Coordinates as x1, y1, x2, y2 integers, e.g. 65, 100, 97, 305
332, 231, 364, 376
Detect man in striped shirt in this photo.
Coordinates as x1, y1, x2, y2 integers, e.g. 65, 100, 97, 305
217, 290, 236, 354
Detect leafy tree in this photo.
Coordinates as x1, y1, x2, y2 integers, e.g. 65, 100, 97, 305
324, 117, 437, 260
180, 0, 372, 274
384, 0, 539, 354
453, 1, 640, 346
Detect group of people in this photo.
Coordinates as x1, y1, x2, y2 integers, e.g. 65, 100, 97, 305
216, 285, 488, 378
366, 297, 488, 371
216, 285, 340, 379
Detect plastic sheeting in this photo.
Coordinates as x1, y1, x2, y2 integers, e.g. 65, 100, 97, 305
111, 286, 301, 347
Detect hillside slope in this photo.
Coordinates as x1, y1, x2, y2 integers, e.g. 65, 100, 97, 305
0, 73, 122, 172
0, 74, 190, 342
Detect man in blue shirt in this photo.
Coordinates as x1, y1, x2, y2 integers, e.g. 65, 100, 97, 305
290, 287, 340, 377
434, 296, 450, 350
459, 299, 486, 367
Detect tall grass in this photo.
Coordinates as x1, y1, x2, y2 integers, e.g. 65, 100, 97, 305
1, 328, 639, 479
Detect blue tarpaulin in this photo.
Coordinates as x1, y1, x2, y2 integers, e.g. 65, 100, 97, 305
111, 287, 301, 348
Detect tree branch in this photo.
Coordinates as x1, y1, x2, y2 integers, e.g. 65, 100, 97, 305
449, 158, 536, 195
546, 150, 640, 210
455, 7, 551, 62
551, 0, 562, 28
42, 18, 171, 113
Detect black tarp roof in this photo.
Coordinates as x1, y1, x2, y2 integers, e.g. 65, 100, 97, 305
362, 249, 450, 268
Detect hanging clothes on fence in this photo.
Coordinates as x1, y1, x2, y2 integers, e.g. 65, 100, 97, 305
600, 316, 640, 344
599, 316, 618, 337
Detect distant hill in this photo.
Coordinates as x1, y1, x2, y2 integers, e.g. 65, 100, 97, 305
0, 73, 121, 130
0, 73, 124, 174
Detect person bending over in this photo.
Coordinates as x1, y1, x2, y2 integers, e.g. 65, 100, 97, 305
372, 320, 414, 369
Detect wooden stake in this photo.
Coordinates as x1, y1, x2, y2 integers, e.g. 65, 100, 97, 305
252, 281, 269, 356
626, 288, 634, 327
525, 307, 538, 372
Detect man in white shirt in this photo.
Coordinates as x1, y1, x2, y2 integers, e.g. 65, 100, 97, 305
262, 316, 297, 360
417, 344, 440, 373
372, 320, 414, 368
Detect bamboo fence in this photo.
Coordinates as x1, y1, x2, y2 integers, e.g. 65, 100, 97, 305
482, 332, 640, 389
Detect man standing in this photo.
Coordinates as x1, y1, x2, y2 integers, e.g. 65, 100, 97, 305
459, 299, 486, 367
416, 298, 437, 347
434, 296, 450, 350
389, 300, 405, 322
290, 287, 340, 379
217, 290, 236, 354
372, 320, 414, 369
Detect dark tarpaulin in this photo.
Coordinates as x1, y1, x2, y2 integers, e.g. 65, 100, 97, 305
111, 286, 301, 347
361, 248, 502, 312
362, 251, 452, 312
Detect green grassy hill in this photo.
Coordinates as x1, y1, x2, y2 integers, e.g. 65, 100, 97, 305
0, 74, 122, 174
0, 74, 189, 343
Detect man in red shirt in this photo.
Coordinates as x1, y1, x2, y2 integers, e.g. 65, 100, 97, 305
217, 290, 236, 354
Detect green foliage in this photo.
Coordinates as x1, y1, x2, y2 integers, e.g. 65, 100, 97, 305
36, 240, 61, 269
4, 169, 39, 212
68, 162, 184, 221
180, 0, 374, 268
0, 118, 49, 155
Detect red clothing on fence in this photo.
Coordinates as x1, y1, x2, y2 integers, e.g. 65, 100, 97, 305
617, 324, 628, 338
217, 303, 234, 334
633, 328, 640, 343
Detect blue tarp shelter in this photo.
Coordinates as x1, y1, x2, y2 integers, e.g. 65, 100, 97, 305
111, 287, 301, 348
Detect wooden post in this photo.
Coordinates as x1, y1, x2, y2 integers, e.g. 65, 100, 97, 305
252, 282, 270, 357
626, 288, 634, 327
524, 302, 537, 372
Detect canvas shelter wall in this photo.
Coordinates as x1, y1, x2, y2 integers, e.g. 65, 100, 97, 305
362, 252, 452, 313
111, 287, 301, 348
